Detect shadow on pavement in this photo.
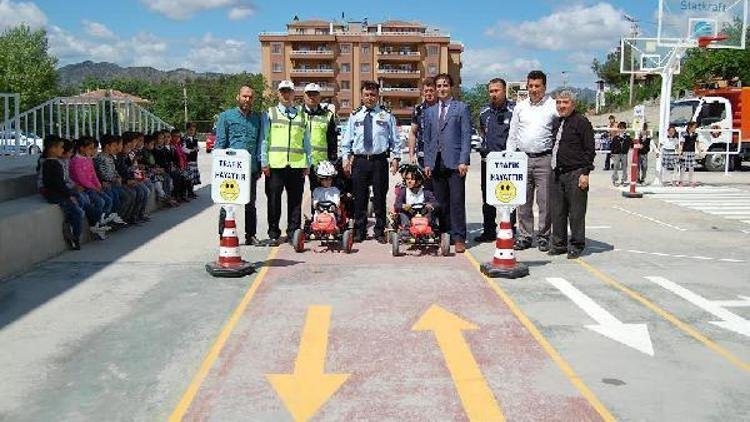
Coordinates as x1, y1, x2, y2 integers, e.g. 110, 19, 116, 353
583, 238, 615, 257
0, 185, 213, 331
257, 258, 304, 268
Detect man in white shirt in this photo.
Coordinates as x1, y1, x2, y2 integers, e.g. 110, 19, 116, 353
506, 70, 559, 252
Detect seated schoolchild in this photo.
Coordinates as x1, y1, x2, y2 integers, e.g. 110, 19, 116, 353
393, 164, 439, 232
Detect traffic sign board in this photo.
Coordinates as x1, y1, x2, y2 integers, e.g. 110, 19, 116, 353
485, 151, 527, 207
211, 149, 251, 205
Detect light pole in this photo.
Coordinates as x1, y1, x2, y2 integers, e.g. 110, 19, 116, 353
624, 14, 640, 106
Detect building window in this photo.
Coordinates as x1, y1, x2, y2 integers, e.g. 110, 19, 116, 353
361, 63, 371, 73
340, 80, 350, 90
361, 43, 370, 55
341, 99, 351, 108
340, 44, 351, 54
315, 28, 328, 35
271, 43, 282, 55
428, 65, 438, 76
341, 63, 351, 73
427, 45, 439, 56
272, 63, 282, 73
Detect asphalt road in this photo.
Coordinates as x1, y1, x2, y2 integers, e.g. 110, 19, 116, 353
1, 151, 749, 421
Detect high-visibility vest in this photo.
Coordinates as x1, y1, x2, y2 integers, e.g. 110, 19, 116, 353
307, 109, 332, 165
267, 106, 307, 168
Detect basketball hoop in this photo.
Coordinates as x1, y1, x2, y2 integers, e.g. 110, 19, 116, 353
697, 34, 729, 48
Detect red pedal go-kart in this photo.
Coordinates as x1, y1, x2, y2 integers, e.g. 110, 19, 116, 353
390, 203, 450, 257
293, 201, 354, 254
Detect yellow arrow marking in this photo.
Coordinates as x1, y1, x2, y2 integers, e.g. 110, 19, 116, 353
266, 305, 349, 422
413, 305, 505, 422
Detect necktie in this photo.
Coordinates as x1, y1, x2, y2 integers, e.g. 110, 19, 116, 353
552, 118, 564, 170
439, 102, 448, 126
363, 109, 373, 153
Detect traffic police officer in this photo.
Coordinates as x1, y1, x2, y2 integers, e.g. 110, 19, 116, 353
341, 80, 401, 243
407, 77, 437, 167
302, 83, 338, 206
475, 78, 516, 243
260, 80, 311, 246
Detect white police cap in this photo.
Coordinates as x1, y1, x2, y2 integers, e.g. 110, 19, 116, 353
304, 83, 321, 93
278, 80, 295, 90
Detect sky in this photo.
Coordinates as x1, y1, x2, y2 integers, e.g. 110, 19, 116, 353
0, 0, 666, 89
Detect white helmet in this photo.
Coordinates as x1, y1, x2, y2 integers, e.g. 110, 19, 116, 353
315, 160, 337, 178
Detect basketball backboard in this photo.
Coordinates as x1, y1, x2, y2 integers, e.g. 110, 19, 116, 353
658, 0, 748, 49
620, 37, 682, 74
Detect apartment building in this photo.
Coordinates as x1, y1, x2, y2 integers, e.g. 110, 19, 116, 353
259, 17, 463, 123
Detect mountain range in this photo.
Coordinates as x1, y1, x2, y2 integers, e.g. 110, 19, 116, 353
57, 61, 225, 87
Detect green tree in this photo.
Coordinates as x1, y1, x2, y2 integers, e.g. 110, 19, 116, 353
0, 25, 58, 110
461, 82, 489, 127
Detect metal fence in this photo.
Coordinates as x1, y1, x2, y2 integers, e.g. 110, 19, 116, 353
1, 94, 173, 156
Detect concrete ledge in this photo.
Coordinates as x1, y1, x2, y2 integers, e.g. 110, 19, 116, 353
0, 192, 159, 280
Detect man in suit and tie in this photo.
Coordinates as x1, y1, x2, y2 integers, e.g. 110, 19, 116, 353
422, 73, 472, 253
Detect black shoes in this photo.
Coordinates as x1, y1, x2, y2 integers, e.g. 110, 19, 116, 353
474, 232, 497, 243
537, 239, 550, 253
267, 237, 281, 247
567, 250, 582, 259
245, 236, 260, 246
548, 248, 567, 256
375, 235, 387, 244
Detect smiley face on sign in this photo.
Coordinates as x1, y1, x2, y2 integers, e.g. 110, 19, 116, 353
495, 180, 517, 203
219, 179, 240, 202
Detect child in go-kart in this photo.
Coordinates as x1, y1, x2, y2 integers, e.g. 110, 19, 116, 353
312, 160, 343, 223
392, 164, 439, 234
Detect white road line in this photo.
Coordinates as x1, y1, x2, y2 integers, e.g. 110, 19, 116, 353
648, 187, 750, 227
609, 249, 745, 263
547, 277, 654, 356
688, 206, 750, 210
612, 206, 687, 232
705, 211, 750, 215
645, 276, 750, 338
585, 225, 612, 229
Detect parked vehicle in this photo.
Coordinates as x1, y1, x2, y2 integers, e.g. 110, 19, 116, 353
670, 87, 750, 171
471, 128, 483, 151
0, 130, 43, 155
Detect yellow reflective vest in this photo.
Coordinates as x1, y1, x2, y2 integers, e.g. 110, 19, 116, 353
306, 108, 333, 166
267, 106, 307, 168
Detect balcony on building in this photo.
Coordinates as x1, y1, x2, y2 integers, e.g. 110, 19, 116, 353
377, 65, 421, 79
290, 44, 335, 59
380, 85, 421, 98
377, 45, 421, 61
290, 60, 335, 77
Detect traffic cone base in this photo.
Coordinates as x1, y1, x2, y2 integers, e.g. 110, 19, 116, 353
481, 208, 529, 279
207, 206, 255, 278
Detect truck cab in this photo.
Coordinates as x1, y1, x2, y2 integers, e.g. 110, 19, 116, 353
670, 87, 749, 171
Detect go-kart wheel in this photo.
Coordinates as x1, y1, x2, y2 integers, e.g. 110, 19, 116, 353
439, 233, 450, 256
391, 232, 400, 257
292, 229, 305, 253
342, 230, 354, 254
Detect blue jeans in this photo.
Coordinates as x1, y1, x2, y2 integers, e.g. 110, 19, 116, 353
50, 197, 84, 240
111, 185, 136, 221
101, 187, 120, 215
75, 191, 104, 226
87, 190, 112, 216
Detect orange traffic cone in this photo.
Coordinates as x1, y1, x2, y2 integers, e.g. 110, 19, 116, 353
206, 206, 255, 277
480, 207, 529, 279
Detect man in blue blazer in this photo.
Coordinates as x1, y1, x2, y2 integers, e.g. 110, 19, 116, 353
422, 73, 472, 253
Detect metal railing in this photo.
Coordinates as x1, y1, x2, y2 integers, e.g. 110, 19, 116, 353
291, 68, 335, 74
290, 50, 334, 55
377, 69, 420, 74
1, 95, 173, 156
378, 51, 420, 56
381, 87, 420, 93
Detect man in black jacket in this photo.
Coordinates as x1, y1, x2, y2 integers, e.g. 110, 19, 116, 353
548, 91, 595, 259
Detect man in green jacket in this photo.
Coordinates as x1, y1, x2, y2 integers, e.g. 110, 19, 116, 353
215, 85, 263, 245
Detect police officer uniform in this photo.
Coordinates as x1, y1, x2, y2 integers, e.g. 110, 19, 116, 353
476, 99, 516, 242
302, 83, 338, 202
261, 80, 311, 243
341, 104, 401, 242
